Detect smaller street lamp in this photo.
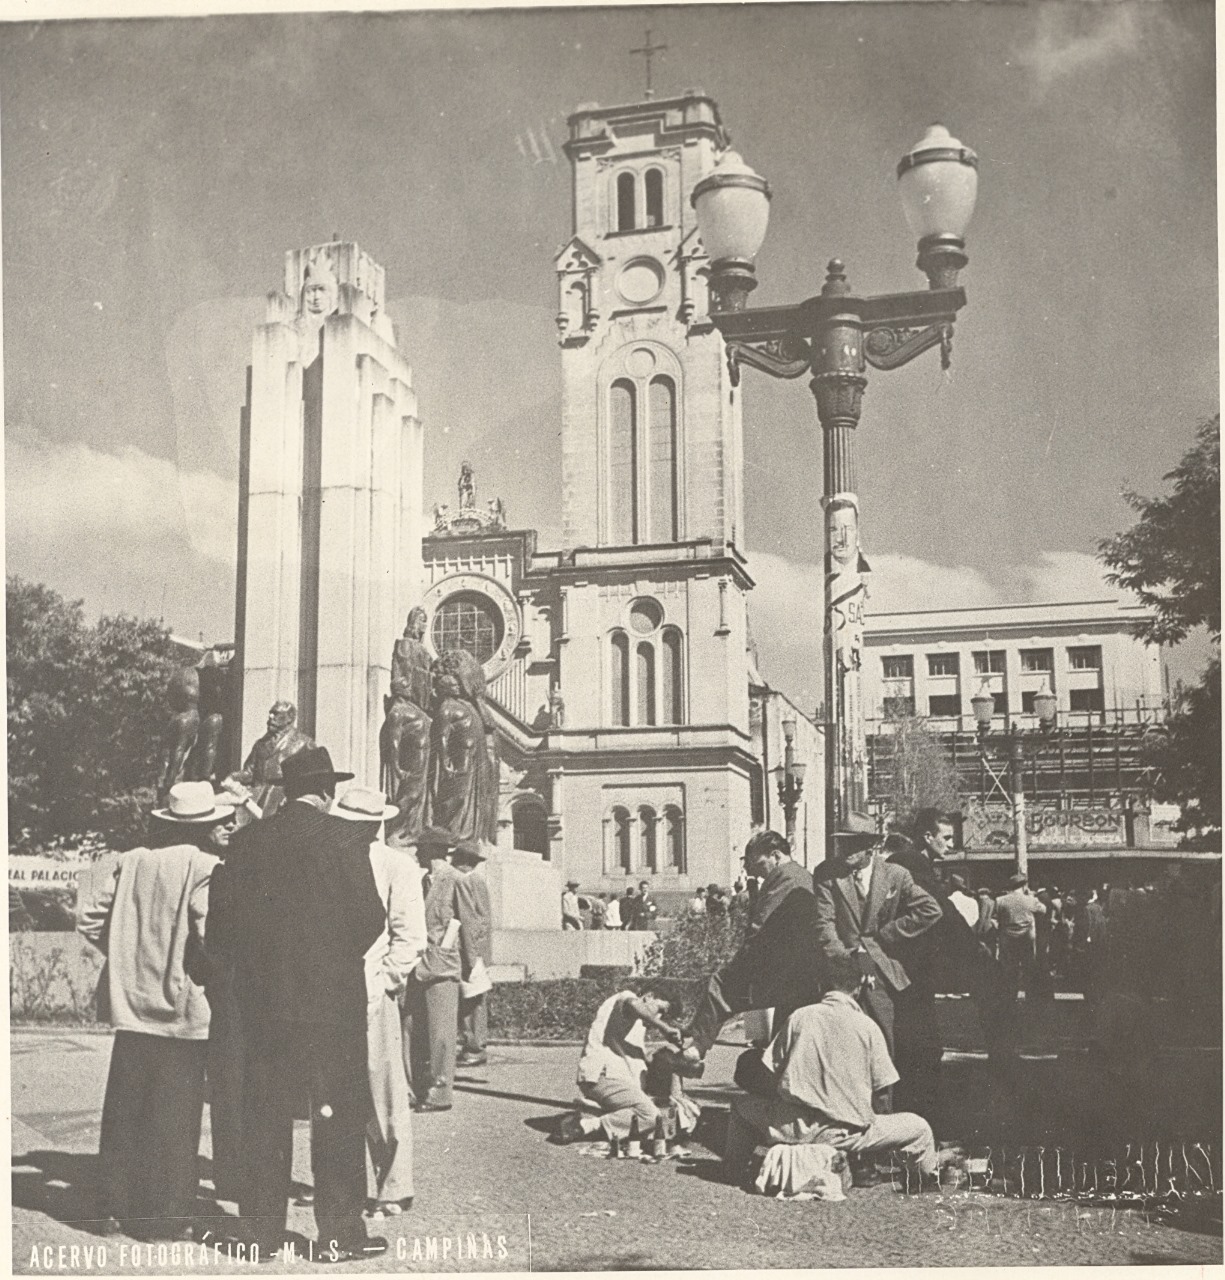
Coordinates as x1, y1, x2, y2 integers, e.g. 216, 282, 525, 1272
772, 716, 807, 846
972, 683, 1059, 877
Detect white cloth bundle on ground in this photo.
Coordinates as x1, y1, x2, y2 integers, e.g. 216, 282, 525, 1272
753, 1143, 848, 1201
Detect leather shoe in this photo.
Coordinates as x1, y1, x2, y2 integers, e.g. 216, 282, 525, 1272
457, 1052, 488, 1067
318, 1237, 389, 1264
413, 1100, 452, 1113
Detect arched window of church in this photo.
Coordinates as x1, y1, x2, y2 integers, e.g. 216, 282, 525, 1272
636, 642, 656, 726
644, 169, 664, 227
613, 806, 632, 871
648, 376, 677, 542
609, 380, 637, 545
512, 800, 549, 856
639, 805, 658, 873
661, 627, 684, 725
664, 805, 685, 872
610, 630, 630, 726
616, 172, 636, 232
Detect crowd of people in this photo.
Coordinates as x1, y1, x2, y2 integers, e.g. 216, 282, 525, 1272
79, 745, 1167, 1249
77, 744, 492, 1262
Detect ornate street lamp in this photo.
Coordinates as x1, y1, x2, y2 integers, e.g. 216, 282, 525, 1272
693, 125, 980, 846
772, 715, 808, 846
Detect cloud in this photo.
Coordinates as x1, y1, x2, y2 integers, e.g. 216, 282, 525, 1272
1008, 550, 1116, 603
5, 433, 236, 639
1017, 5, 1140, 92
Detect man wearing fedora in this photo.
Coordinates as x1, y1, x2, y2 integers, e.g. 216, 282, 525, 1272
78, 780, 236, 1239
812, 813, 942, 1068
211, 745, 388, 1262
561, 880, 583, 931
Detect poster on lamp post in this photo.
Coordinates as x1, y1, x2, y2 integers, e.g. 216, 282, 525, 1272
3, 0, 1220, 1275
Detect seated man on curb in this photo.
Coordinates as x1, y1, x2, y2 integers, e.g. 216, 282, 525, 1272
558, 983, 685, 1143
723, 954, 939, 1189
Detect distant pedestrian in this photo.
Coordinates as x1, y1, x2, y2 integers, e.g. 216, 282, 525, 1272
78, 782, 234, 1240
995, 872, 1047, 997
589, 894, 607, 931
454, 842, 493, 1069
604, 892, 622, 931
636, 880, 658, 929
620, 885, 638, 930
689, 886, 708, 917
706, 884, 728, 919
562, 881, 584, 930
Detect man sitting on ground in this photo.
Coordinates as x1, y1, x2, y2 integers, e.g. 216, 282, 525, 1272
558, 983, 684, 1143
723, 954, 939, 1188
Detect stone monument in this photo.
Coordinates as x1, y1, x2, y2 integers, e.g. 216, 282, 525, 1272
234, 241, 424, 783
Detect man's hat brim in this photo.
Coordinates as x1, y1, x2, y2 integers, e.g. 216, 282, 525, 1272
832, 831, 879, 854
151, 802, 236, 824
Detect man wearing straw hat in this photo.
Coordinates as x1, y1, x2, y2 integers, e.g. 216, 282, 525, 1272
327, 783, 426, 1219
213, 745, 388, 1262
77, 780, 236, 1240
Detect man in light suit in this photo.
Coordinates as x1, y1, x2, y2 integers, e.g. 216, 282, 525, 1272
812, 813, 941, 1065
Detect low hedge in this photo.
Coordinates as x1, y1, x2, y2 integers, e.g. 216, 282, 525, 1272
488, 975, 704, 1042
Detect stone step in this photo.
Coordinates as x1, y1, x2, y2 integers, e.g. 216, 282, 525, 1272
488, 963, 527, 984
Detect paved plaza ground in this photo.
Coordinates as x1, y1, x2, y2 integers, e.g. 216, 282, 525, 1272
11, 1027, 1222, 1273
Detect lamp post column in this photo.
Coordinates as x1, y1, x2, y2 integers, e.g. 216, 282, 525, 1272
810, 260, 869, 841
1009, 727, 1029, 878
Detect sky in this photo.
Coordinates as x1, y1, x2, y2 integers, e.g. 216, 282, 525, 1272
2, 0, 1218, 708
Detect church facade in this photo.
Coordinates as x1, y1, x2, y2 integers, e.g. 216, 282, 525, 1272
418, 92, 825, 897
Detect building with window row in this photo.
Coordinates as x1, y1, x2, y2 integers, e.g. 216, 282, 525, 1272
863, 599, 1165, 732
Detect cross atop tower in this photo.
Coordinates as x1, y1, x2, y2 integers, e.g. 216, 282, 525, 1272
630, 29, 667, 100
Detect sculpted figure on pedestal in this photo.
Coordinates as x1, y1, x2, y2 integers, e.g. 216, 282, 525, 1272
158, 668, 201, 802
227, 700, 314, 819
426, 649, 499, 848
381, 607, 433, 846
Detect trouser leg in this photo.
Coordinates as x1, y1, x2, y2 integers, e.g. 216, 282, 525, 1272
724, 1103, 766, 1180
308, 1032, 370, 1250
423, 980, 459, 1105
892, 989, 941, 1121
206, 983, 245, 1201
98, 1031, 147, 1220
459, 993, 487, 1054
687, 969, 738, 1057
578, 1077, 660, 1140
846, 1111, 938, 1176
140, 1038, 207, 1234
239, 1031, 295, 1250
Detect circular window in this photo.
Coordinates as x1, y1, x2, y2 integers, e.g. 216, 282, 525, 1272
617, 258, 664, 306
629, 598, 663, 634
432, 592, 505, 665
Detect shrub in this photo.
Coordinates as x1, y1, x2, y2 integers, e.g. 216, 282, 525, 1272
640, 902, 747, 980
488, 976, 704, 1041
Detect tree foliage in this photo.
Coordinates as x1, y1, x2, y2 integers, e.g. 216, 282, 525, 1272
1145, 655, 1221, 845
880, 714, 959, 832
1098, 415, 1220, 645
7, 576, 181, 848
1098, 417, 1221, 845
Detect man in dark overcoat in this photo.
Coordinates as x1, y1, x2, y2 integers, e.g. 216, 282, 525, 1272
210, 745, 387, 1262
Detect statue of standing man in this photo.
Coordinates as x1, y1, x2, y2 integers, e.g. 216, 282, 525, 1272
381, 607, 433, 847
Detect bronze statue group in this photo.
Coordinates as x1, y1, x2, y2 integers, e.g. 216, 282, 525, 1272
77, 614, 501, 1262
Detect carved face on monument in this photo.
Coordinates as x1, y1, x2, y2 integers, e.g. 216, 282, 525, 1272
300, 260, 338, 318
405, 607, 428, 641
267, 700, 297, 735
827, 500, 860, 572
